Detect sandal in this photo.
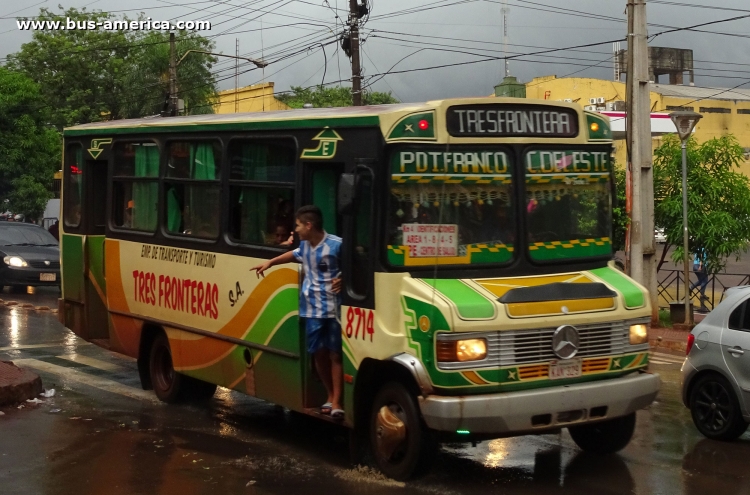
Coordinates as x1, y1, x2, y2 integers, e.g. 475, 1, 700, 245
320, 402, 332, 415
331, 408, 344, 420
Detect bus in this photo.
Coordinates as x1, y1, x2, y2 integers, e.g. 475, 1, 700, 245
59, 98, 660, 480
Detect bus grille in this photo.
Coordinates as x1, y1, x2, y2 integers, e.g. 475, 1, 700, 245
494, 322, 628, 367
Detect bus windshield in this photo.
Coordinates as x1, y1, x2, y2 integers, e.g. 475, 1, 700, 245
525, 148, 612, 262
387, 147, 515, 267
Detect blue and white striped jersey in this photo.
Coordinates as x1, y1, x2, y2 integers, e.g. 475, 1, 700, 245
293, 232, 342, 318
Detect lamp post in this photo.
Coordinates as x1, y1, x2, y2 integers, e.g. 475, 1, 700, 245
669, 111, 702, 324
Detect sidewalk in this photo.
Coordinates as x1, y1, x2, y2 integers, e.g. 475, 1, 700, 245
0, 361, 42, 407
649, 312, 706, 355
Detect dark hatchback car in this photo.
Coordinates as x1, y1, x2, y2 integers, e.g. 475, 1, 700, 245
0, 223, 60, 290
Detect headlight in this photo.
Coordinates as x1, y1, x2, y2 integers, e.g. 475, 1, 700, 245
3, 256, 27, 267
629, 323, 649, 345
437, 338, 488, 362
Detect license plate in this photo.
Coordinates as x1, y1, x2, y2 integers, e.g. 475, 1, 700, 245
40, 273, 56, 282
549, 359, 582, 380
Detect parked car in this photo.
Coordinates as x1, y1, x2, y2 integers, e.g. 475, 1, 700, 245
655, 228, 667, 244
0, 223, 60, 291
681, 286, 750, 440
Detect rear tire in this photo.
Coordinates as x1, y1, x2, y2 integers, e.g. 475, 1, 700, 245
149, 332, 187, 403
369, 381, 435, 481
568, 413, 636, 454
689, 373, 748, 440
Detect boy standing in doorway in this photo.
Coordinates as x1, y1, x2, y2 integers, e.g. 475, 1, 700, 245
250, 206, 344, 418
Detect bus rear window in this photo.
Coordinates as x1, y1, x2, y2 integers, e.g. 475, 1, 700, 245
386, 147, 515, 267
525, 149, 613, 262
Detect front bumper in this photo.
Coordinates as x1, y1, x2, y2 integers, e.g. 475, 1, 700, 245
1, 267, 60, 287
419, 372, 660, 434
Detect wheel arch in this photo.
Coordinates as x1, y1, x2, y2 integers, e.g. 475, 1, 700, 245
353, 355, 429, 430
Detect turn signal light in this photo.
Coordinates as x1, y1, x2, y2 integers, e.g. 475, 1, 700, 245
590, 122, 600, 132
418, 119, 430, 130
629, 323, 649, 345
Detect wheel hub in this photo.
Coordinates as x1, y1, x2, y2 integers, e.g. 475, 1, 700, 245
375, 405, 407, 460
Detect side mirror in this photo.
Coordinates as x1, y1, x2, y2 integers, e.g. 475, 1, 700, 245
338, 173, 356, 215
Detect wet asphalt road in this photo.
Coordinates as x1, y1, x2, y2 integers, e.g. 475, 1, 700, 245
1, 293, 749, 494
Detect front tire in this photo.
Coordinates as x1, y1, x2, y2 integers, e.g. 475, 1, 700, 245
149, 332, 187, 403
568, 413, 636, 454
369, 381, 435, 481
689, 373, 747, 440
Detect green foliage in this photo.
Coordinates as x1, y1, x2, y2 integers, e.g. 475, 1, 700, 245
612, 164, 628, 252
0, 67, 59, 220
7, 7, 217, 129
653, 134, 750, 274
277, 85, 399, 108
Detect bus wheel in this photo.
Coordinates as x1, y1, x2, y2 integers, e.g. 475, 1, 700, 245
369, 382, 434, 481
149, 332, 185, 403
568, 412, 636, 454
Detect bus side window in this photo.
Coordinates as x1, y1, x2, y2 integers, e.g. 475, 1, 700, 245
64, 144, 84, 228
164, 141, 221, 239
112, 142, 159, 231
227, 139, 296, 247
349, 167, 374, 299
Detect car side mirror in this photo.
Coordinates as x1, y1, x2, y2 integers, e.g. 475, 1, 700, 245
338, 173, 356, 215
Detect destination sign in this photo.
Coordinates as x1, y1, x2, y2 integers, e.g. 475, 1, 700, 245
393, 150, 510, 175
525, 150, 610, 174
447, 104, 579, 138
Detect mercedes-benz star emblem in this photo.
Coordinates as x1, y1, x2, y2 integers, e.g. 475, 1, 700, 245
552, 325, 580, 359
44, 260, 50, 266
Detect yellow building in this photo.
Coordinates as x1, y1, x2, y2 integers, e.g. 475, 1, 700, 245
525, 76, 750, 175
214, 82, 290, 114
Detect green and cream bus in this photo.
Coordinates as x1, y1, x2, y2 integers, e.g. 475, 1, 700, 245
59, 98, 659, 480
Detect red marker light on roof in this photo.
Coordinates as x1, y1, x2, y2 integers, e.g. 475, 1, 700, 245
418, 119, 429, 130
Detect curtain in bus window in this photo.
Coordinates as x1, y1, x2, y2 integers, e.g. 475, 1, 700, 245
240, 144, 268, 243
167, 187, 181, 232
133, 145, 159, 230
187, 143, 218, 236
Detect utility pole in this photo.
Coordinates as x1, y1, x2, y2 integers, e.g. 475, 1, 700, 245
169, 32, 178, 116
349, 0, 362, 106
626, 0, 657, 322
235, 38, 239, 113
502, 0, 510, 77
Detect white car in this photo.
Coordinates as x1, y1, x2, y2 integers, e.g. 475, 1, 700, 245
655, 228, 667, 244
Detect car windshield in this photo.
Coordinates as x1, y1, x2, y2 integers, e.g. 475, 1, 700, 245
386, 146, 515, 267
0, 226, 58, 246
524, 149, 613, 262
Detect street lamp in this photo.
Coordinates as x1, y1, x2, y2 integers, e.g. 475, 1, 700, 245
669, 110, 702, 324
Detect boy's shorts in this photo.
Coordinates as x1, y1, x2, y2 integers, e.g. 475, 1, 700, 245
305, 317, 342, 354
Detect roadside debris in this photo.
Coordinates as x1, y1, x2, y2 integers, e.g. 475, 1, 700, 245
26, 398, 43, 404
41, 389, 55, 398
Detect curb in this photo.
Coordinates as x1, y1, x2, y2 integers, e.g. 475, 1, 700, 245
0, 299, 56, 313
0, 361, 43, 406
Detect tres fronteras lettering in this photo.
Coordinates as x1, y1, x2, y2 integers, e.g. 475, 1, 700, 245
447, 105, 578, 137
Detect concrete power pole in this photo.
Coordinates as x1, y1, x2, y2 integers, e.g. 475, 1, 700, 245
169, 32, 178, 117
349, 0, 362, 106
626, 0, 657, 322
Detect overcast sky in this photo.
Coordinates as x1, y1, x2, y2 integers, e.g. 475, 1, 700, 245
1, 0, 749, 102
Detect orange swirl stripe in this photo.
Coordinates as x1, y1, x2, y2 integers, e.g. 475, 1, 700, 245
177, 269, 298, 367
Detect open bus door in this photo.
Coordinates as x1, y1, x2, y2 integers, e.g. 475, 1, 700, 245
60, 141, 110, 345
298, 160, 345, 410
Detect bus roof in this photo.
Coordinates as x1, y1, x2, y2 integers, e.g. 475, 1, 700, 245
62, 97, 592, 139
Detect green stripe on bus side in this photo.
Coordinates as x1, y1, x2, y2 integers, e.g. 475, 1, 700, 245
424, 279, 496, 319
87, 235, 106, 296
61, 234, 84, 302
63, 116, 381, 137
589, 266, 645, 308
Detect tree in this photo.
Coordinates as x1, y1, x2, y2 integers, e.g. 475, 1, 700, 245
654, 134, 750, 274
277, 85, 399, 108
0, 67, 60, 220
8, 7, 218, 129
612, 164, 628, 253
